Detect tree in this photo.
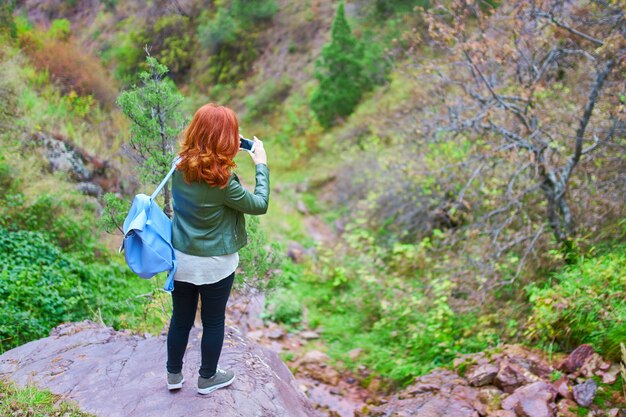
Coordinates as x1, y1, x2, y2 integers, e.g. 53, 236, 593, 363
116, 51, 185, 218
310, 1, 372, 128
412, 0, 625, 281
334, 0, 624, 293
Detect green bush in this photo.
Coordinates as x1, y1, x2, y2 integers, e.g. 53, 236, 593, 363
196, 7, 259, 85
197, 8, 238, 52
231, 0, 278, 24
103, 15, 196, 84
243, 78, 292, 121
48, 19, 71, 41
1, 191, 99, 257
237, 215, 283, 289
0, 228, 155, 353
264, 287, 303, 326
102, 22, 145, 85
151, 14, 194, 81
526, 244, 626, 361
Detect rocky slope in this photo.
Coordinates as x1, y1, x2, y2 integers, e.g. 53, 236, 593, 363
361, 345, 624, 417
0, 320, 321, 417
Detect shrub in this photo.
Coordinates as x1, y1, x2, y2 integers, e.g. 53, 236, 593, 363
243, 78, 292, 121
101, 19, 145, 85
237, 215, 283, 290
98, 192, 128, 234
197, 8, 239, 52
48, 18, 71, 41
28, 38, 116, 106
264, 287, 303, 326
196, 7, 259, 85
0, 189, 99, 257
0, 228, 156, 353
153, 15, 194, 81
231, 0, 278, 24
526, 245, 626, 361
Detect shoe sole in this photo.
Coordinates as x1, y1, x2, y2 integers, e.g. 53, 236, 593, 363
197, 375, 235, 395
167, 378, 185, 390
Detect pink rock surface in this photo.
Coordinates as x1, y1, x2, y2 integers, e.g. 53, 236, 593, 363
558, 345, 595, 374
501, 381, 557, 417
0, 320, 320, 417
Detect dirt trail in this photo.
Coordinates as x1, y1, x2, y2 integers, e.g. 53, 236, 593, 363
226, 289, 372, 417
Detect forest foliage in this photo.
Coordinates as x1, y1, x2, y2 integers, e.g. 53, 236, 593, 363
0, 0, 624, 392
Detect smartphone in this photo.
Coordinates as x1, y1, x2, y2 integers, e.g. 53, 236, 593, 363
240, 137, 256, 153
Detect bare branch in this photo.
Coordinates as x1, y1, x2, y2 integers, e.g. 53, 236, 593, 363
464, 50, 533, 132
561, 59, 615, 184
534, 10, 605, 46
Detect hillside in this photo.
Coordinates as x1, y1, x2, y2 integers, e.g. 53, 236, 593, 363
0, 0, 625, 416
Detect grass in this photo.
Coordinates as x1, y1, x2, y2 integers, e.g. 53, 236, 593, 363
526, 244, 626, 361
0, 379, 94, 417
4, 44, 125, 157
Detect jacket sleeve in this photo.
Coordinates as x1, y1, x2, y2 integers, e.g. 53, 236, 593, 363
224, 163, 270, 215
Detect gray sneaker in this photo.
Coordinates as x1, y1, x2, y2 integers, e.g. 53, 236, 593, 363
167, 372, 184, 390
197, 367, 235, 395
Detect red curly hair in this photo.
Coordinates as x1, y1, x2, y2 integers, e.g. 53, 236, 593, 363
177, 103, 239, 188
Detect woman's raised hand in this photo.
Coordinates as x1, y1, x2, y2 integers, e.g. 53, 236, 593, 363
250, 136, 267, 165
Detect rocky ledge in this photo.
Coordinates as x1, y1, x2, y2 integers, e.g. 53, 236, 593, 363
363, 344, 624, 417
0, 320, 320, 417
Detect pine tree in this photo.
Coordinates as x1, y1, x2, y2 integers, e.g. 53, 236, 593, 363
115, 52, 185, 218
310, 1, 370, 128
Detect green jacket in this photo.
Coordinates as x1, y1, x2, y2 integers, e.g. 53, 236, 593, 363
171, 163, 270, 256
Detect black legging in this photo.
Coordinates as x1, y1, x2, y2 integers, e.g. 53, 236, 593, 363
166, 272, 235, 378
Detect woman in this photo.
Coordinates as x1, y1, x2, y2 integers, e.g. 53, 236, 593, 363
165, 103, 269, 395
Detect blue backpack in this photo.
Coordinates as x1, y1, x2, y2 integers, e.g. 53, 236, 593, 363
120, 157, 180, 292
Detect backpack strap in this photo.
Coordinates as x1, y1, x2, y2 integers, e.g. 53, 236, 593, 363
151, 156, 182, 200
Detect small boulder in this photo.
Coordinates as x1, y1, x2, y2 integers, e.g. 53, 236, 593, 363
287, 241, 307, 263
297, 200, 308, 214
300, 330, 320, 340
597, 364, 621, 385
572, 379, 597, 408
407, 383, 440, 396
467, 364, 499, 387
579, 353, 611, 378
552, 376, 572, 400
495, 361, 535, 393
559, 345, 595, 373
501, 381, 557, 417
268, 328, 285, 340
247, 330, 263, 341
297, 350, 330, 367
307, 365, 341, 386
347, 348, 363, 361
